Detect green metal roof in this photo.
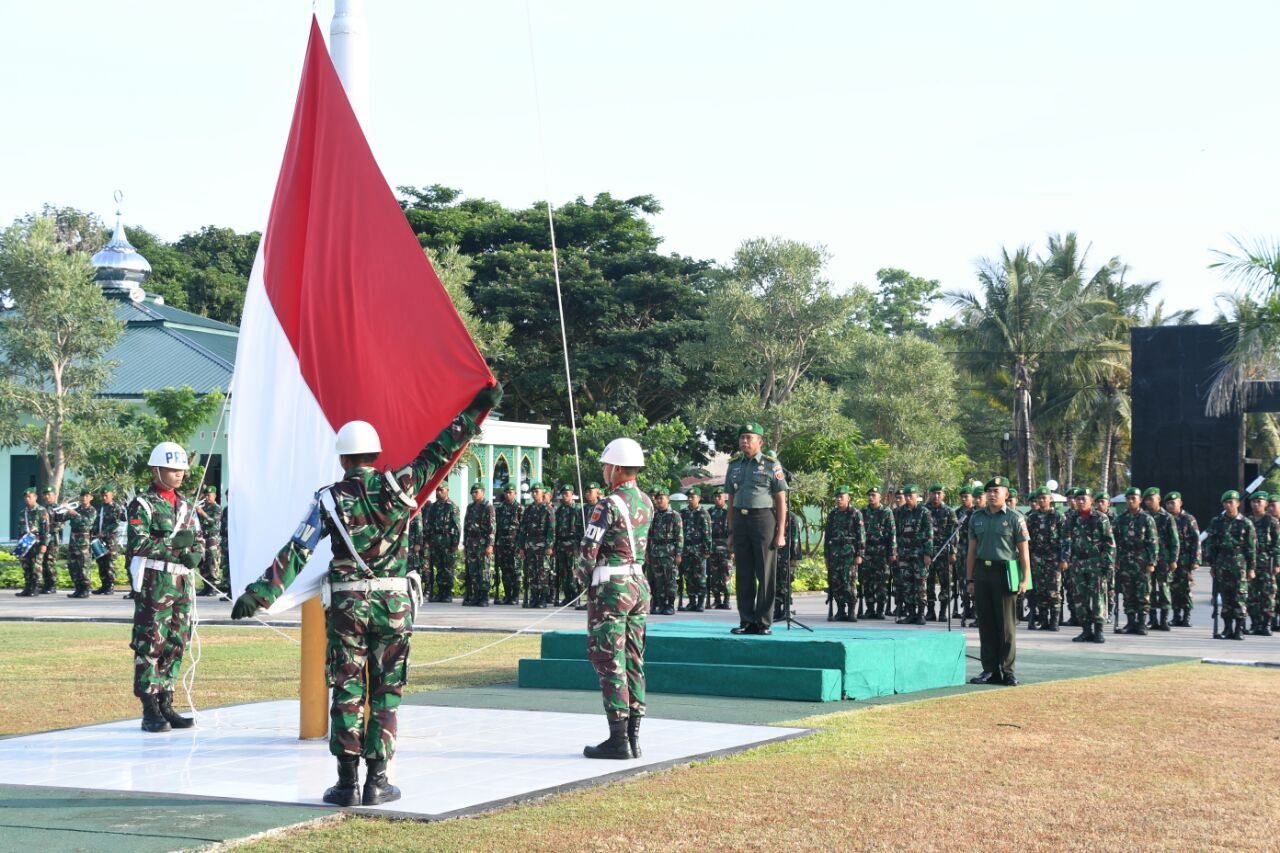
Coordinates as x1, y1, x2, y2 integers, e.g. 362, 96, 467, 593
101, 297, 236, 398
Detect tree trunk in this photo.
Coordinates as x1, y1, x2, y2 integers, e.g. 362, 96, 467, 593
1064, 424, 1075, 488
1014, 359, 1036, 494
1099, 404, 1114, 496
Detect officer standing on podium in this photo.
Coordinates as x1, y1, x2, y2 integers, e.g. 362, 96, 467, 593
724, 422, 788, 636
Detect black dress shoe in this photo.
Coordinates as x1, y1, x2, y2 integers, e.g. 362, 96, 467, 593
969, 671, 998, 684
756, 625, 772, 635
1002, 673, 1020, 686
730, 624, 750, 635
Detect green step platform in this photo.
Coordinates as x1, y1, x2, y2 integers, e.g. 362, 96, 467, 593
519, 621, 966, 702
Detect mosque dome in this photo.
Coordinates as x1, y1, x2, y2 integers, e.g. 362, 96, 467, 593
90, 197, 149, 302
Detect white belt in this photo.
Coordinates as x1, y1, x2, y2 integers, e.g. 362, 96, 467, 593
591, 563, 643, 587
330, 577, 411, 594
144, 559, 191, 576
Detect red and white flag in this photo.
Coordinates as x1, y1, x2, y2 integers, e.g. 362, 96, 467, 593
229, 18, 494, 612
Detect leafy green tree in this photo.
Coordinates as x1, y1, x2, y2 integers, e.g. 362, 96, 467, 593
1205, 239, 1280, 416
427, 245, 513, 364
858, 267, 941, 336
544, 411, 696, 496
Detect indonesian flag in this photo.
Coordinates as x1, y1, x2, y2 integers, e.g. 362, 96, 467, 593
228, 18, 494, 613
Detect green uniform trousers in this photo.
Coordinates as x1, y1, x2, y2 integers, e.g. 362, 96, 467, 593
974, 560, 1018, 676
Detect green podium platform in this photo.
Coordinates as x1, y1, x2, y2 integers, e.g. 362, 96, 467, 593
518, 621, 966, 702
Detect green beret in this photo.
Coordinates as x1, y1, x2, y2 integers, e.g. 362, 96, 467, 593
23, 487, 37, 496
1221, 489, 1241, 502
586, 482, 601, 490
737, 422, 764, 437
41, 485, 55, 494
928, 483, 945, 493
1009, 487, 1019, 498
529, 482, 545, 491
559, 484, 572, 494
651, 484, 669, 497
902, 484, 919, 495
1029, 487, 1045, 498
1123, 487, 1140, 497
204, 484, 218, 494
100, 486, 115, 494
1094, 491, 1109, 502
1251, 491, 1269, 502
472, 483, 486, 492
985, 476, 1010, 490
1164, 491, 1181, 501
834, 485, 851, 496
80, 487, 94, 497
687, 486, 702, 497
867, 486, 881, 495
712, 486, 726, 495
504, 483, 517, 491
1142, 487, 1161, 498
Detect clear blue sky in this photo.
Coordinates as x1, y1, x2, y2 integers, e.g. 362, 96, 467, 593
3, 1, 1275, 319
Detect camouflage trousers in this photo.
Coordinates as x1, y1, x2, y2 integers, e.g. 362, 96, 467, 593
1117, 557, 1152, 616
775, 555, 794, 613
1031, 555, 1061, 610
1247, 568, 1277, 623
1069, 561, 1109, 623
586, 575, 648, 722
926, 558, 951, 607
707, 549, 731, 601
555, 544, 581, 604
494, 543, 519, 602
130, 567, 193, 697
827, 551, 856, 609
408, 549, 430, 600
429, 544, 457, 600
1213, 564, 1249, 620
464, 543, 493, 603
897, 555, 928, 614
860, 554, 891, 607
681, 550, 707, 599
326, 590, 412, 759
95, 538, 118, 589
19, 551, 40, 594
1171, 565, 1196, 612
200, 536, 222, 592
1148, 561, 1172, 611
40, 546, 58, 590
645, 548, 678, 611
67, 544, 91, 592
522, 546, 552, 605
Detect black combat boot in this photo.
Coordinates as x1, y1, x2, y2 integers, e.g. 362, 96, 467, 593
1134, 614, 1149, 636
584, 718, 633, 760
1229, 618, 1245, 641
847, 601, 858, 623
16, 583, 36, 597
911, 606, 926, 626
715, 595, 730, 610
690, 593, 705, 613
140, 694, 171, 733
1072, 622, 1093, 642
1091, 620, 1106, 643
1183, 609, 1193, 628
1123, 613, 1137, 634
1147, 610, 1159, 629
1047, 609, 1060, 632
362, 758, 401, 805
1261, 619, 1274, 637
1026, 606, 1040, 631
1157, 609, 1171, 631
926, 603, 937, 622
627, 713, 642, 759
40, 583, 56, 595
157, 691, 194, 728
896, 606, 912, 624
322, 755, 361, 806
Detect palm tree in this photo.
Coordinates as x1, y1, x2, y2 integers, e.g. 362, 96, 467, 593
1206, 237, 1280, 416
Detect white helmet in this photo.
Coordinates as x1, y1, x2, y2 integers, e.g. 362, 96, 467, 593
335, 420, 382, 455
600, 437, 645, 467
148, 442, 189, 470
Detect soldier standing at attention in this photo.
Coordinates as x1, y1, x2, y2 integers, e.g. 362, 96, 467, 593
425, 485, 461, 602
1061, 489, 1115, 643
679, 486, 713, 612
518, 483, 555, 608
774, 504, 803, 620
1246, 491, 1278, 635
64, 489, 95, 599
1204, 490, 1257, 641
554, 485, 585, 607
824, 485, 865, 621
493, 483, 523, 604
925, 484, 957, 622
91, 486, 125, 595
233, 385, 500, 804
647, 485, 683, 615
1164, 491, 1200, 627
1113, 487, 1158, 635
894, 485, 933, 626
1025, 488, 1062, 631
724, 423, 787, 635
576, 437, 652, 761
462, 484, 495, 607
128, 442, 207, 733
196, 485, 223, 596
1143, 487, 1179, 631
40, 485, 66, 594
14, 488, 50, 597
954, 486, 978, 623
965, 476, 1030, 686
861, 487, 896, 619
706, 486, 733, 610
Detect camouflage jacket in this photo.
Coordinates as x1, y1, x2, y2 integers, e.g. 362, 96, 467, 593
67, 504, 95, 546
824, 506, 865, 560
895, 505, 933, 558
197, 499, 222, 540
426, 499, 460, 547
554, 502, 585, 548
18, 505, 51, 547
1171, 511, 1201, 566
574, 480, 654, 586
93, 501, 126, 540
1150, 507, 1180, 565
1026, 509, 1061, 560
464, 500, 495, 550
679, 505, 713, 558
1203, 513, 1256, 573
708, 504, 731, 552
955, 506, 974, 561
927, 501, 958, 560
649, 507, 684, 556
494, 498, 523, 548
1248, 513, 1280, 571
777, 511, 803, 565
1060, 509, 1115, 571
863, 505, 897, 558
1113, 510, 1158, 564
245, 410, 481, 608
518, 501, 555, 549
126, 485, 206, 566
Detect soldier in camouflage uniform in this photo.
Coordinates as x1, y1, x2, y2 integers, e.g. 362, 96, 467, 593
1246, 491, 1278, 635
554, 485, 585, 607
233, 385, 500, 805
494, 483, 523, 604
14, 488, 50, 598
1143, 487, 1180, 631
92, 486, 126, 595
1204, 490, 1257, 641
954, 486, 978, 623
707, 486, 733, 610
195, 485, 222, 596
462, 484, 495, 606
824, 485, 864, 621
40, 485, 66, 593
128, 442, 206, 734
1025, 488, 1062, 631
426, 485, 461, 602
576, 437, 652, 761
1270, 494, 1280, 631
63, 489, 95, 598
407, 511, 428, 603
861, 486, 896, 619
646, 485, 683, 616
1061, 488, 1115, 643
774, 508, 803, 620
925, 484, 957, 622
1163, 491, 1200, 627
518, 482, 555, 608
1113, 487, 1158, 635
680, 486, 713, 612
894, 485, 933, 625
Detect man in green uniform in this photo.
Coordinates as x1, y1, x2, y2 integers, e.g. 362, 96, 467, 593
462, 484, 495, 607
553, 486, 582, 605
824, 485, 864, 621
1246, 491, 1278, 635
14, 487, 50, 598
1143, 487, 1180, 631
518, 482, 555, 608
679, 486, 712, 612
63, 489, 95, 598
953, 486, 978, 624
925, 484, 957, 622
195, 485, 222, 596
1094, 491, 1118, 618
128, 442, 207, 733
493, 483, 523, 604
724, 423, 788, 635
233, 385, 500, 804
647, 485, 683, 616
1164, 491, 1200, 627
707, 486, 733, 610
407, 511, 428, 604
576, 437, 652, 761
894, 485, 933, 626
426, 484, 460, 602
1270, 495, 1280, 631
1113, 487, 1158, 635
1061, 489, 1115, 643
965, 476, 1030, 686
91, 487, 125, 595
774, 505, 803, 620
40, 485, 65, 594
1205, 490, 1257, 641
1025, 488, 1062, 631
861, 486, 896, 619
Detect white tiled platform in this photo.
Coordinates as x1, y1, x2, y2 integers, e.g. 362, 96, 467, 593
0, 701, 807, 818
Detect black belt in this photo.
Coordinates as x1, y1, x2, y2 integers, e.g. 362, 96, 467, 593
737, 507, 772, 515
981, 559, 999, 567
